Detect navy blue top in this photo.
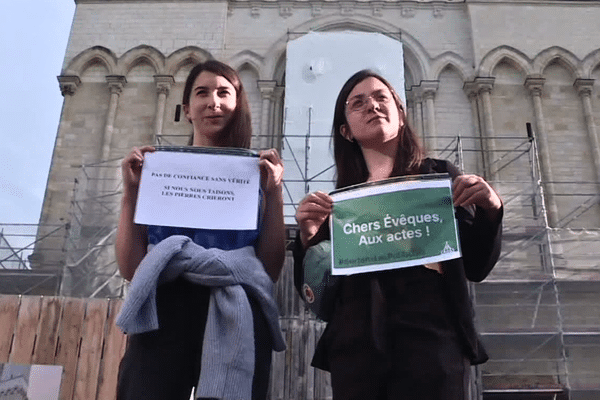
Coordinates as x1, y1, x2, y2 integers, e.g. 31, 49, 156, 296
147, 225, 260, 251
147, 191, 263, 251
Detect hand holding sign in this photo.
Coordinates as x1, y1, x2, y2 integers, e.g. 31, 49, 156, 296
121, 146, 156, 194
258, 149, 284, 195
296, 191, 333, 248
453, 174, 502, 221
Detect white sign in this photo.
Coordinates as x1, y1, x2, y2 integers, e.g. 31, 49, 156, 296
282, 31, 405, 223
134, 150, 260, 230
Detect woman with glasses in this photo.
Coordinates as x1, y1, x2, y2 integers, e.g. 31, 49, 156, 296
294, 70, 503, 399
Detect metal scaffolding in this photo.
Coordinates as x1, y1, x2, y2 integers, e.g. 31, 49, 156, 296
280, 121, 600, 398
453, 131, 600, 400
2, 121, 598, 398
0, 223, 66, 295
59, 158, 125, 298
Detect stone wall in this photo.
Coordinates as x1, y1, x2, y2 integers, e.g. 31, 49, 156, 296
33, 2, 600, 394
41, 0, 600, 231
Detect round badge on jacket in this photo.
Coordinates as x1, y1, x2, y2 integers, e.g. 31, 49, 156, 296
303, 283, 315, 303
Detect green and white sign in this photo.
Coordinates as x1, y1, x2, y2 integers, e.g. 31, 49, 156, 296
330, 174, 461, 275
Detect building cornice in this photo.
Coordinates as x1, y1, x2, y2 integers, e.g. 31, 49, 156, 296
74, 0, 467, 5
221, 0, 470, 19
464, 0, 600, 6
75, 0, 600, 4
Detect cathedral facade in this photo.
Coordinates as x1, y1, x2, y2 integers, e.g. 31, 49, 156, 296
45, 0, 600, 230
36, 0, 600, 398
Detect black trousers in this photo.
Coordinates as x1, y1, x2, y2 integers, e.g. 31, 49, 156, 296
117, 278, 273, 400
326, 268, 470, 400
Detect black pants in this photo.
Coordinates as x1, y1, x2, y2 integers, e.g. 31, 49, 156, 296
326, 268, 470, 400
117, 278, 273, 400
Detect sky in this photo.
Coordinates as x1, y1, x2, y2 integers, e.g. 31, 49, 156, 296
0, 0, 75, 225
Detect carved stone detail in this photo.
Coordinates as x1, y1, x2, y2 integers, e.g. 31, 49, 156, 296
524, 75, 545, 96
340, 2, 354, 15
106, 75, 127, 94
251, 3, 260, 18
463, 81, 478, 101
574, 78, 594, 97
154, 75, 175, 96
311, 2, 323, 16
420, 80, 439, 99
401, 6, 416, 18
279, 3, 293, 18
258, 80, 277, 99
372, 2, 384, 17
475, 76, 495, 94
57, 75, 81, 97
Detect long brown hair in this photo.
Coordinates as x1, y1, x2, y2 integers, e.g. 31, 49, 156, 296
182, 60, 252, 148
332, 70, 426, 189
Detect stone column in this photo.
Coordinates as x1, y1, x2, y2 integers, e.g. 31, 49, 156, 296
525, 75, 559, 227
574, 79, 600, 184
474, 77, 496, 181
273, 85, 285, 151
101, 75, 127, 162
463, 81, 484, 174
153, 75, 174, 145
258, 80, 277, 149
57, 75, 81, 122
406, 96, 415, 130
413, 91, 424, 142
420, 80, 439, 155
96, 75, 126, 197
33, 76, 83, 270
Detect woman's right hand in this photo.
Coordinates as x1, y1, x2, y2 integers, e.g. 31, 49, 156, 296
295, 191, 333, 249
121, 146, 155, 194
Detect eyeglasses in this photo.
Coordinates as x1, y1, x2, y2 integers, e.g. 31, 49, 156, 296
345, 91, 395, 113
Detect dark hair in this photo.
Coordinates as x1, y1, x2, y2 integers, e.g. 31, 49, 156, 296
332, 70, 426, 189
182, 60, 252, 148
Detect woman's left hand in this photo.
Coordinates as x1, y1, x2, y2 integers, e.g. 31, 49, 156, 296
453, 174, 502, 221
259, 149, 284, 195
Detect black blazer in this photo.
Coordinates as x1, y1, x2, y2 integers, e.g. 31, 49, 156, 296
293, 158, 503, 369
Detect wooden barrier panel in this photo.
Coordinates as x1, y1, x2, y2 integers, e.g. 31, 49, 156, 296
0, 295, 126, 400
269, 317, 332, 400
0, 283, 332, 399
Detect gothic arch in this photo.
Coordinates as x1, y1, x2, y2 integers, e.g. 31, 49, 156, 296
262, 15, 430, 85
63, 46, 118, 76
396, 32, 428, 85
262, 38, 287, 82
582, 48, 600, 78
165, 46, 213, 77
478, 46, 532, 77
118, 45, 165, 76
431, 52, 474, 82
273, 53, 286, 86
227, 50, 265, 79
533, 46, 582, 78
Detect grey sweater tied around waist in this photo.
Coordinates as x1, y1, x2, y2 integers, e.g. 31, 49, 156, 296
116, 235, 286, 400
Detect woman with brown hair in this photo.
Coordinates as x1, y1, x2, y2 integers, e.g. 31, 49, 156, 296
116, 60, 285, 400
295, 69, 503, 399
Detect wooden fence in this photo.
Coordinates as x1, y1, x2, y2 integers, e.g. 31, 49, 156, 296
0, 295, 126, 400
0, 275, 333, 400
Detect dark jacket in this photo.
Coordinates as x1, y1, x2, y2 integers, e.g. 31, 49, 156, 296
293, 158, 503, 369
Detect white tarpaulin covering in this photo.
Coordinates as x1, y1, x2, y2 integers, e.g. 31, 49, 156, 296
282, 31, 405, 222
